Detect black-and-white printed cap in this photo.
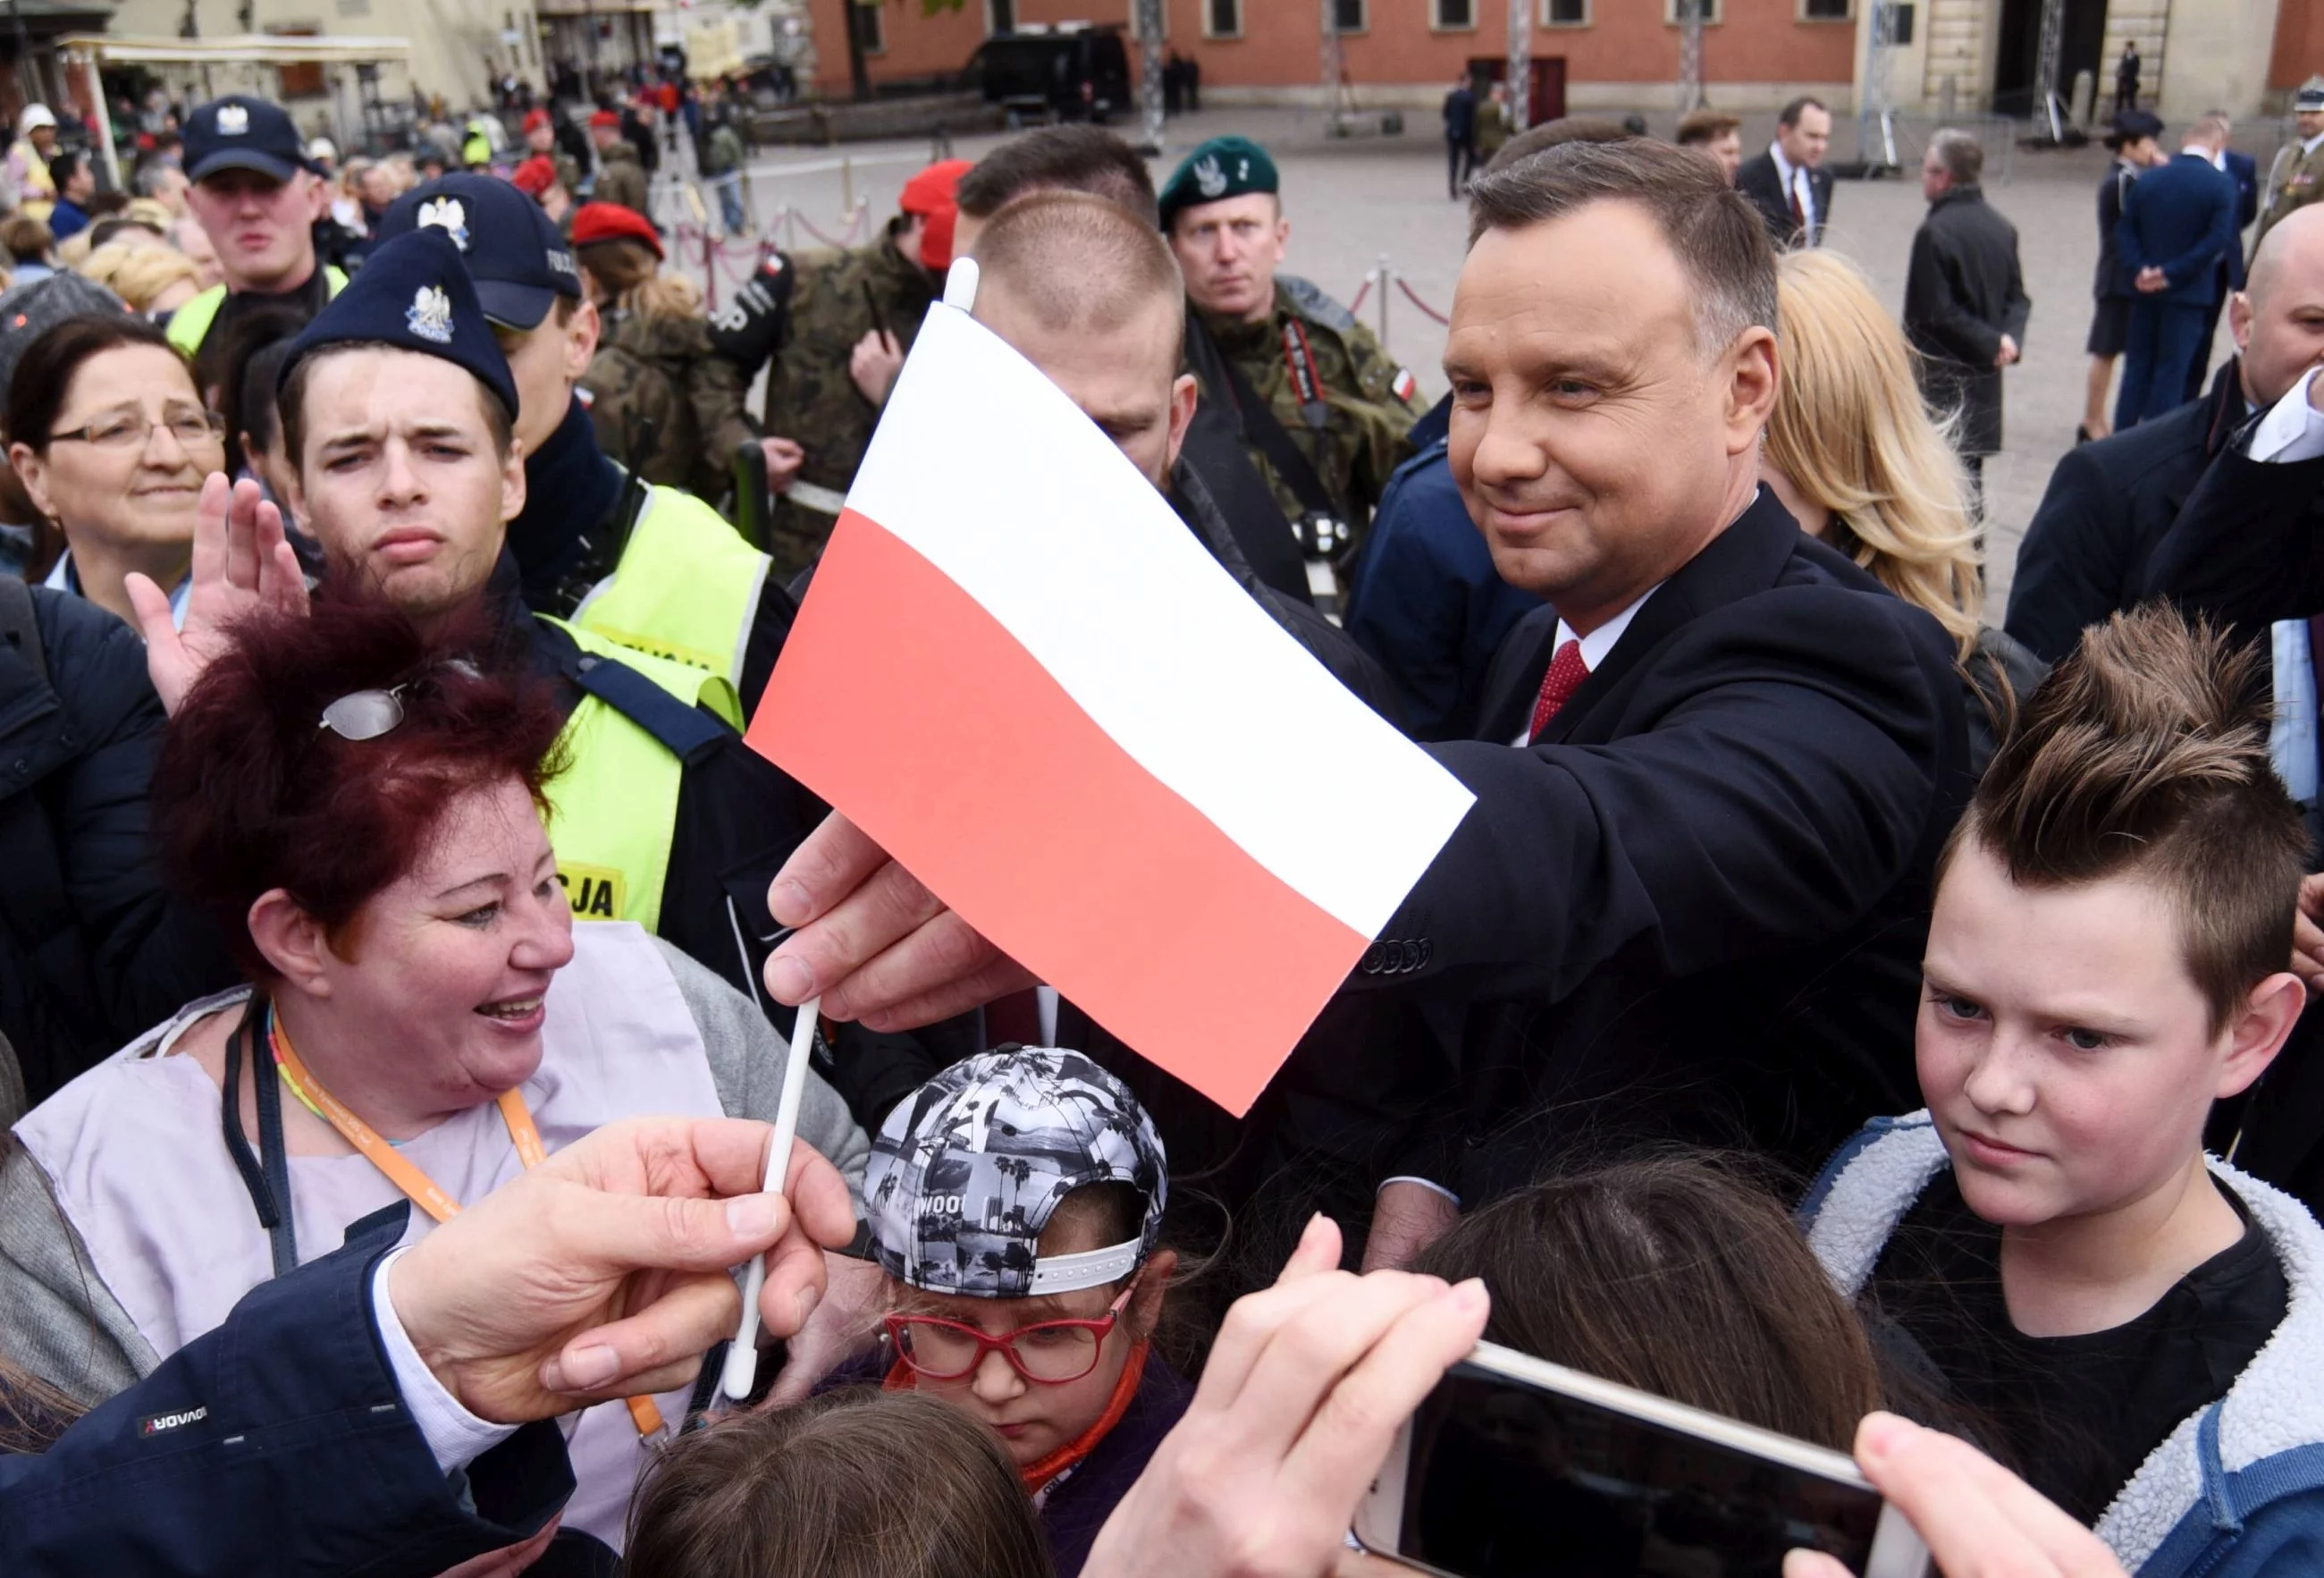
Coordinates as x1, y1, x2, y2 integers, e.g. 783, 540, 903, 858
864, 1048, 1167, 1299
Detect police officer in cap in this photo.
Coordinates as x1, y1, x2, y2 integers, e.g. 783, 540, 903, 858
2259, 77, 2324, 250
1159, 134, 1425, 595
134, 227, 833, 1025
374, 173, 792, 713
168, 94, 348, 358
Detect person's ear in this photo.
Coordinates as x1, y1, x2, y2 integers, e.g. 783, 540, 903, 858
1126, 1249, 1177, 1339
9, 442, 53, 520
248, 889, 337, 998
2217, 972, 2307, 1099
567, 299, 600, 376
1725, 325, 1781, 456
500, 432, 528, 524
2228, 291, 2255, 355
1165, 373, 1198, 475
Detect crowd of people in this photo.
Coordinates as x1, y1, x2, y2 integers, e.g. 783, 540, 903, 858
0, 66, 2320, 1578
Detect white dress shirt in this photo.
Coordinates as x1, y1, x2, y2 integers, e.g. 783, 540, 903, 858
2242, 369, 2324, 803
370, 1247, 518, 1474
1506, 585, 1663, 747
1770, 142, 1818, 244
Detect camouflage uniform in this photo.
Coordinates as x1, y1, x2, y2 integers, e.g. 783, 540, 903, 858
552, 150, 584, 196
1191, 275, 1426, 559
594, 140, 650, 219
757, 233, 936, 576
578, 306, 756, 503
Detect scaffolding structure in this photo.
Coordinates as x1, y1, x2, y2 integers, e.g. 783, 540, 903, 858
1856, 0, 1902, 171
1677, 0, 1705, 112
1506, 0, 1531, 134
1136, 0, 1165, 154
2032, 0, 2068, 140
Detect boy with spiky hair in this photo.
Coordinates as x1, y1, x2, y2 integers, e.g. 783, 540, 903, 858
1802, 606, 2324, 1576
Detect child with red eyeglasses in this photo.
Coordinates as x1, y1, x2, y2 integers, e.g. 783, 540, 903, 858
861, 1048, 1187, 1578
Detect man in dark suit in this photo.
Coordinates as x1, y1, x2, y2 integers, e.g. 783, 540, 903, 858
2185, 111, 2261, 404
1733, 97, 1833, 249
2084, 111, 2162, 443
1442, 74, 1478, 199
1903, 129, 2030, 500
2115, 117, 2238, 427
2008, 203, 2324, 663
747, 141, 1966, 1268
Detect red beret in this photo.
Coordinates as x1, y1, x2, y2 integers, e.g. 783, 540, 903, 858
897, 158, 973, 273
523, 106, 551, 133
588, 109, 620, 131
570, 200, 662, 258
509, 155, 557, 197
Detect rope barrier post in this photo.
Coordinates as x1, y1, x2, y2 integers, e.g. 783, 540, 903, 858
1376, 250, 1392, 350
703, 226, 718, 313
841, 153, 855, 215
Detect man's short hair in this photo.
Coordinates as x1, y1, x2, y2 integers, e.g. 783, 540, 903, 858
1467, 138, 1776, 355
973, 190, 1183, 341
2190, 111, 2232, 145
956, 125, 1159, 228
279, 341, 515, 469
1485, 117, 1632, 175
1675, 110, 1740, 148
1928, 128, 1983, 184
1778, 96, 1827, 129
1947, 606, 2307, 1034
47, 151, 82, 188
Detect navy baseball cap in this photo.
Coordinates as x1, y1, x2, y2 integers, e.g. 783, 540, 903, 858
279, 227, 519, 421
183, 95, 308, 185
376, 173, 582, 332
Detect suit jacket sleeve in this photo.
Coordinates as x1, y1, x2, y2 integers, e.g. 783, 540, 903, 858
2005, 446, 2126, 662
1363, 587, 1949, 1008
1906, 224, 2002, 366
2140, 444, 2324, 637
2117, 187, 2152, 277
0, 1208, 574, 1576
2001, 232, 2032, 344
2158, 181, 2239, 290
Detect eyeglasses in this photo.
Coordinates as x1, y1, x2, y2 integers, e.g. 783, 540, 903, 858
883, 1278, 1140, 1386
319, 685, 407, 740
48, 409, 226, 450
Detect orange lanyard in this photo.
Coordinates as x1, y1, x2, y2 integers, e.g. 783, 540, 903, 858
268, 1009, 665, 1438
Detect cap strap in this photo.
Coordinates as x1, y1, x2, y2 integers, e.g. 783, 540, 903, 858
1028, 1236, 1144, 1295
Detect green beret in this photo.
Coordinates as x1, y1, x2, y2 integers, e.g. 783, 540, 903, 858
1158, 135, 1279, 228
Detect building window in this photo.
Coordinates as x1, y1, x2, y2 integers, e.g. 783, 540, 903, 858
855, 1, 886, 55
1433, 0, 1476, 30
1331, 0, 1367, 33
1665, 0, 1720, 21
1542, 0, 1587, 22
1799, 0, 1850, 16
1206, 0, 1241, 39
988, 0, 1015, 32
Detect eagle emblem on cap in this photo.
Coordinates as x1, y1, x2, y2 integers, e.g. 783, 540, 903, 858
407, 284, 455, 344
1192, 155, 1226, 198
215, 104, 249, 136
416, 197, 469, 251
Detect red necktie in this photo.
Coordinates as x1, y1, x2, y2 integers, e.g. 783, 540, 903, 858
1528, 637, 1589, 742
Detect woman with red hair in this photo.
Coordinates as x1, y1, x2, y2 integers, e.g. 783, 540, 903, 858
0, 594, 869, 1564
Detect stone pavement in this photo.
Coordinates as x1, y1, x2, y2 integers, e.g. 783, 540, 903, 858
705, 106, 2282, 618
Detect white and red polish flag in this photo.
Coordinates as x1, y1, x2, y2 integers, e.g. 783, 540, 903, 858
748, 262, 1474, 1115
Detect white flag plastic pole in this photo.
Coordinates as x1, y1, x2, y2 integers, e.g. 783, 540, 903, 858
719, 993, 820, 1404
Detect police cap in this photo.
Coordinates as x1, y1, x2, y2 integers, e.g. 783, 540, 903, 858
278, 226, 519, 422
183, 95, 307, 186
2300, 76, 2324, 114
1158, 135, 1279, 230
377, 173, 582, 332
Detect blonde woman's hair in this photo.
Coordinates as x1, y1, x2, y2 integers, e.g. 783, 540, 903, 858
1767, 249, 1983, 657
577, 236, 702, 320
77, 240, 199, 310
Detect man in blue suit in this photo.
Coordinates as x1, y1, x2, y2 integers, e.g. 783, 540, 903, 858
2185, 111, 2261, 404
2117, 114, 2238, 428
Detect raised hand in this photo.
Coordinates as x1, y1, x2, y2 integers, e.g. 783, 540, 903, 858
130, 473, 307, 713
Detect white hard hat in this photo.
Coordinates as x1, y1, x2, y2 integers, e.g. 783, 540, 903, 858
18, 104, 56, 137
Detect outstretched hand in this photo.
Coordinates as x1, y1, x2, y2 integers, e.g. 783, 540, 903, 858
131, 473, 307, 714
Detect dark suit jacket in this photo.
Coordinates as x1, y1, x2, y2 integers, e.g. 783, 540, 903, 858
2141, 412, 2324, 638
1349, 487, 1968, 1201
1904, 186, 2032, 456
2004, 359, 2244, 662
1, 1205, 573, 1575
2226, 148, 2261, 289
1735, 148, 1833, 249
2118, 151, 2239, 305
2094, 158, 2139, 300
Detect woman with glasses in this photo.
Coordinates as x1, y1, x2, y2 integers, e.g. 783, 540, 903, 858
0, 594, 871, 1565
848, 1049, 1185, 1578
4, 313, 217, 628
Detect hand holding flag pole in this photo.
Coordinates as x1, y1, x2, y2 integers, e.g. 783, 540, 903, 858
718, 994, 819, 1405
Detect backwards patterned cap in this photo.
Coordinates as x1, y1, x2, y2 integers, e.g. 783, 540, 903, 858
865, 1048, 1166, 1299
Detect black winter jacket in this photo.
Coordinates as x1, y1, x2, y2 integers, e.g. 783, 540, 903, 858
0, 583, 233, 1107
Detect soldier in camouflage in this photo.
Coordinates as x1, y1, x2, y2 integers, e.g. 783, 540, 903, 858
757, 159, 969, 576
570, 201, 759, 502
589, 110, 651, 220
2258, 79, 2324, 252
1161, 135, 1426, 579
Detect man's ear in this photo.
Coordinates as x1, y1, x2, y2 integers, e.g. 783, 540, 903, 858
501, 432, 528, 524
1724, 325, 1781, 457
1127, 1248, 1178, 1339
2217, 972, 2308, 1100
566, 299, 601, 376
248, 889, 336, 998
1164, 373, 1198, 476
2227, 291, 2255, 355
